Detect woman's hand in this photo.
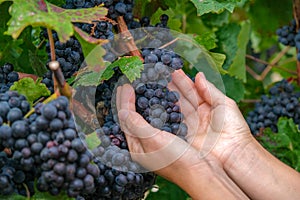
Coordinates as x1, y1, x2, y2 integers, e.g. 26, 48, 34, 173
168, 70, 254, 167
116, 71, 249, 199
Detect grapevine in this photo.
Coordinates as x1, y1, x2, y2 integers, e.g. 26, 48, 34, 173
1, 0, 300, 199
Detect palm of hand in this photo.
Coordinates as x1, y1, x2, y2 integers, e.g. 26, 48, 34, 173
169, 70, 253, 165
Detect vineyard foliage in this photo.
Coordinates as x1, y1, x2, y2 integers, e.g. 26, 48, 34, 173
0, 0, 299, 199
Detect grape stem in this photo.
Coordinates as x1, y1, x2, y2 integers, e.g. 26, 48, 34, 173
246, 46, 291, 81
293, 0, 300, 85
116, 16, 144, 61
46, 28, 56, 61
246, 55, 297, 76
22, 183, 30, 200
17, 72, 39, 81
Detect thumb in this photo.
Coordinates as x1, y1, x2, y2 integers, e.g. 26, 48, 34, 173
195, 72, 226, 107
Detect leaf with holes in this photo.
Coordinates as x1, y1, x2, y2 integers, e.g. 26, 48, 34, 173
1, 0, 107, 43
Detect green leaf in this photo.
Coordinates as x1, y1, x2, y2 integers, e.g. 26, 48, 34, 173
150, 8, 182, 32
86, 131, 101, 150
228, 20, 251, 82
73, 70, 103, 87
277, 117, 300, 146
201, 10, 231, 27
190, 0, 241, 16
31, 189, 73, 200
194, 31, 217, 50
146, 176, 190, 200
222, 74, 245, 102
216, 21, 250, 81
0, 194, 27, 200
2, 0, 107, 43
257, 117, 300, 171
72, 41, 106, 87
208, 52, 226, 70
248, 0, 293, 50
10, 78, 51, 105
0, 2, 48, 74
103, 56, 144, 82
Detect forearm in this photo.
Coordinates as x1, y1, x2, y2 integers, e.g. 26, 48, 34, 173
225, 137, 300, 200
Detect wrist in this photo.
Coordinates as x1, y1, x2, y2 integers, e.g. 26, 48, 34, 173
172, 154, 249, 200
224, 136, 300, 199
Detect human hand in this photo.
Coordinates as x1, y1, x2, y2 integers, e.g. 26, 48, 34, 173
116, 73, 250, 199
116, 82, 222, 181
168, 70, 254, 166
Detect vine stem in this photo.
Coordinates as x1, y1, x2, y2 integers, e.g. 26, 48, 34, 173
246, 46, 291, 81
46, 28, 72, 98
116, 16, 144, 61
17, 72, 39, 81
47, 28, 56, 61
246, 54, 298, 76
293, 0, 300, 85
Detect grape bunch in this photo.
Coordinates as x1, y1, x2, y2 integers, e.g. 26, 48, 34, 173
0, 91, 31, 151
11, 96, 100, 198
89, 47, 187, 200
86, 68, 156, 200
41, 32, 84, 93
0, 63, 19, 93
0, 152, 35, 196
246, 79, 300, 135
276, 19, 297, 47
132, 48, 188, 139
63, 0, 134, 21
0, 91, 33, 197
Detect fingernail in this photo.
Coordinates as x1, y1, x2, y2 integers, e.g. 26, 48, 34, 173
118, 109, 129, 121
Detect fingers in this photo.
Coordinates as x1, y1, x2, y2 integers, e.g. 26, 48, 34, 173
195, 72, 226, 108
169, 69, 201, 109
116, 84, 196, 171
116, 84, 136, 113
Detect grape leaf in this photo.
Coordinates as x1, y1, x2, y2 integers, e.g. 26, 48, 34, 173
194, 32, 217, 50
0, 2, 47, 74
190, 0, 241, 16
72, 43, 106, 87
31, 188, 73, 200
146, 176, 190, 200
10, 77, 51, 105
209, 52, 226, 72
228, 20, 251, 82
73, 29, 106, 59
1, 0, 107, 43
73, 70, 103, 87
216, 21, 250, 81
222, 74, 245, 102
102, 56, 144, 82
0, 194, 27, 200
201, 10, 230, 27
86, 131, 101, 150
248, 0, 293, 50
257, 117, 300, 172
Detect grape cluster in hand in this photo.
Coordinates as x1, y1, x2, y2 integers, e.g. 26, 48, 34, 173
0, 63, 19, 93
133, 48, 188, 140
246, 80, 300, 135
89, 68, 156, 200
